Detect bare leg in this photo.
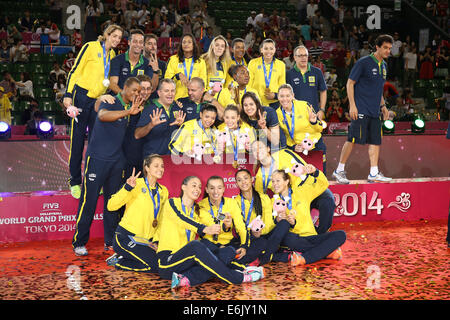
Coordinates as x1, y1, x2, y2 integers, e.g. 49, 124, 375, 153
368, 144, 380, 167
338, 141, 354, 164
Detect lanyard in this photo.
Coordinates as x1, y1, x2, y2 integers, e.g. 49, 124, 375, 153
281, 103, 295, 140
182, 57, 194, 81
229, 127, 239, 161
280, 188, 292, 210
102, 42, 111, 80
181, 200, 195, 242
208, 198, 223, 221
261, 56, 274, 88
198, 120, 217, 154
233, 56, 245, 66
145, 178, 160, 220
241, 195, 254, 226
261, 158, 275, 192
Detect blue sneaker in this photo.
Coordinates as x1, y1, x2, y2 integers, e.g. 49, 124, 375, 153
171, 272, 190, 289
106, 253, 120, 266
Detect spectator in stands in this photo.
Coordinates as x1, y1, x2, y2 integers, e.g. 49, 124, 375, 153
72, 29, 83, 54
62, 51, 76, 74
279, 10, 290, 30
247, 11, 258, 29
308, 38, 323, 59
326, 97, 344, 123
359, 41, 371, 58
101, 14, 120, 33
10, 39, 29, 63
7, 19, 22, 43
389, 32, 403, 81
348, 26, 360, 52
255, 9, 269, 34
123, 2, 137, 30
12, 72, 34, 102
0, 39, 11, 63
312, 55, 325, 74
383, 80, 400, 107
193, 15, 209, 39
20, 10, 34, 32
0, 86, 12, 125
269, 9, 280, 32
300, 19, 312, 41
311, 10, 325, 39
50, 62, 67, 84
178, 15, 193, 35
109, 0, 125, 26
297, 0, 308, 24
283, 51, 295, 71
306, 0, 318, 21
435, 46, 449, 78
330, 41, 347, 85
426, 0, 437, 16
24, 110, 44, 135
342, 9, 355, 47
330, 16, 344, 41
137, 4, 151, 28
357, 24, 369, 49
403, 46, 418, 90
325, 67, 338, 88
159, 14, 172, 38
0, 72, 16, 99
179, 0, 190, 15
84, 0, 101, 42
53, 74, 66, 107
436, 0, 448, 30
200, 26, 214, 53
419, 46, 435, 80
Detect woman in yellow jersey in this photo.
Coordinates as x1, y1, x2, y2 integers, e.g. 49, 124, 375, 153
198, 176, 250, 270
216, 105, 256, 167
234, 169, 292, 266
226, 64, 260, 110
105, 154, 168, 272
250, 139, 337, 235
156, 176, 264, 288
169, 104, 219, 162
248, 38, 286, 108
271, 169, 346, 266
164, 33, 207, 100
63, 24, 124, 199
240, 92, 282, 149
201, 35, 231, 94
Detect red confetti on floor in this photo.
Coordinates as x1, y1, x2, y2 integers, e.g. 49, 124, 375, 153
1, 219, 449, 300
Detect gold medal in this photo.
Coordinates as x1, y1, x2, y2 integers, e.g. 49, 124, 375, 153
152, 219, 158, 228
232, 160, 239, 169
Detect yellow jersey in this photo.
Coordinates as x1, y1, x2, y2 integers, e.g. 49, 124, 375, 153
157, 198, 206, 254
276, 99, 323, 147
198, 197, 250, 249
205, 59, 230, 91
271, 169, 329, 237
234, 192, 275, 236
248, 56, 286, 106
169, 118, 218, 156
216, 121, 257, 155
107, 178, 169, 242
164, 55, 208, 100
214, 87, 234, 109
65, 41, 117, 99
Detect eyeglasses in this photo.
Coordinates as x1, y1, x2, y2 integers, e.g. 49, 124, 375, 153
295, 54, 308, 58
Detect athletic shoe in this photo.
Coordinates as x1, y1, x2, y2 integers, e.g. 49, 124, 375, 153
327, 247, 342, 260
289, 251, 306, 266
332, 170, 350, 184
171, 272, 190, 289
74, 246, 88, 256
70, 185, 81, 199
248, 258, 260, 267
242, 266, 265, 282
367, 172, 392, 183
106, 253, 120, 266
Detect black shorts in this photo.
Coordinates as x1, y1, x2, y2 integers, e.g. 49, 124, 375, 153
347, 114, 382, 145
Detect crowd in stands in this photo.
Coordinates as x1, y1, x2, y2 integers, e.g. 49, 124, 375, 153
0, 0, 449, 127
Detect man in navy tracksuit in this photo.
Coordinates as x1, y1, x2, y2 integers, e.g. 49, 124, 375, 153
72, 77, 144, 256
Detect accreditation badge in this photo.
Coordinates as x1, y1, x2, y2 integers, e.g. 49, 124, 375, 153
137, 69, 144, 75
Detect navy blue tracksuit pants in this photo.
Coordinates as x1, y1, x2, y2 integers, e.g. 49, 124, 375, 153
311, 188, 336, 234
281, 230, 346, 264
68, 85, 98, 187
157, 240, 245, 286
72, 156, 124, 248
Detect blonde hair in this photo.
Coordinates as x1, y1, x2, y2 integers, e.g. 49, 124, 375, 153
201, 35, 231, 77
98, 24, 124, 42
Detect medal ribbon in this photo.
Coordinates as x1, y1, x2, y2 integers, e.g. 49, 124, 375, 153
261, 158, 275, 192
181, 200, 195, 242
241, 195, 254, 226
102, 42, 111, 80
281, 103, 295, 140
261, 56, 274, 88
145, 178, 160, 220
208, 198, 223, 221
183, 57, 194, 81
280, 188, 293, 210
198, 120, 218, 154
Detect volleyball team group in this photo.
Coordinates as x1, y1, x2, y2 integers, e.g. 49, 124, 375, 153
64, 24, 394, 289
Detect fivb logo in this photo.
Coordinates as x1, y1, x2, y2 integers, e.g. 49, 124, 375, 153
43, 203, 60, 210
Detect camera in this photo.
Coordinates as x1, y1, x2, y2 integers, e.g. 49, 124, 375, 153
213, 213, 226, 241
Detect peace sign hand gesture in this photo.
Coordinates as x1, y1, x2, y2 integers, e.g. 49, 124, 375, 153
126, 167, 141, 188
257, 110, 267, 129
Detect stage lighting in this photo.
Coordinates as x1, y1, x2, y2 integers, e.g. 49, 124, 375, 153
0, 121, 11, 140
37, 121, 54, 140
382, 120, 395, 135
411, 117, 425, 134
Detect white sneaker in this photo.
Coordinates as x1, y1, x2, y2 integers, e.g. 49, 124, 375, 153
74, 246, 88, 256
368, 172, 392, 183
332, 170, 350, 184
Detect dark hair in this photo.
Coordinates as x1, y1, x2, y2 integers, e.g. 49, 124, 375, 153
228, 63, 246, 78
240, 92, 263, 124
142, 154, 163, 178
272, 169, 291, 188
200, 103, 218, 115
231, 37, 245, 48
129, 29, 144, 39
180, 176, 201, 216
375, 34, 394, 47
144, 33, 158, 42
235, 169, 263, 217
124, 76, 140, 87
136, 74, 152, 84
224, 104, 240, 116
203, 175, 224, 199
177, 33, 201, 62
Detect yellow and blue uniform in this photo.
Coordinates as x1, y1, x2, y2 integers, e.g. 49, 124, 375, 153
248, 56, 286, 107
72, 94, 131, 249
107, 178, 169, 272
176, 97, 206, 122
164, 55, 208, 100
156, 198, 247, 285
136, 99, 182, 158
205, 60, 230, 92
276, 170, 347, 264
276, 99, 323, 148
213, 88, 234, 109
226, 85, 260, 106
65, 40, 117, 188
110, 51, 153, 89
216, 121, 257, 158
169, 118, 218, 156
